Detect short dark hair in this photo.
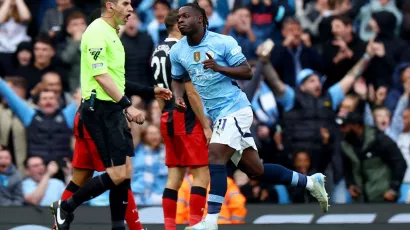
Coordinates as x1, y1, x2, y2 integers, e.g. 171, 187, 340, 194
165, 9, 179, 33
24, 156, 44, 168
182, 2, 209, 28
332, 14, 353, 26
283, 16, 301, 27
35, 35, 55, 49
153, 0, 171, 9
66, 11, 86, 25
101, 0, 119, 9
4, 76, 27, 91
42, 71, 62, 82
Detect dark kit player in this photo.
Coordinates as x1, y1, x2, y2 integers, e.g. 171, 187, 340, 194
151, 10, 212, 230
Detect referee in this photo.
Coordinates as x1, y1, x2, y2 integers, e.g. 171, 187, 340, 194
51, 1, 146, 230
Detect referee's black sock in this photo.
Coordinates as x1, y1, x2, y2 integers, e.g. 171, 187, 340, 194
62, 173, 116, 213
109, 179, 130, 230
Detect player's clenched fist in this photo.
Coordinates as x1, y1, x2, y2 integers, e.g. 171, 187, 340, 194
202, 52, 220, 72
125, 106, 145, 125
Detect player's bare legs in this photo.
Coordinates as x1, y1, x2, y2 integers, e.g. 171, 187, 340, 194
238, 147, 329, 213
163, 166, 209, 230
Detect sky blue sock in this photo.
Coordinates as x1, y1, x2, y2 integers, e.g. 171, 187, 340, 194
207, 164, 227, 214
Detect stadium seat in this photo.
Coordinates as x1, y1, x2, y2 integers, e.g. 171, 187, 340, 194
397, 184, 410, 203
274, 185, 291, 204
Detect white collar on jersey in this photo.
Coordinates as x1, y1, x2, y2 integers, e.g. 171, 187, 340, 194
165, 38, 179, 42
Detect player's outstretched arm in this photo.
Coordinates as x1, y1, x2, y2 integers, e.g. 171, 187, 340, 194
184, 81, 212, 144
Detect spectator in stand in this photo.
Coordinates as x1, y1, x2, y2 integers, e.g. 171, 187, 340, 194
0, 77, 77, 164
147, 0, 171, 46
22, 156, 66, 206
30, 72, 73, 109
269, 17, 323, 87
121, 12, 155, 95
385, 64, 410, 112
177, 172, 247, 224
40, 0, 77, 39
288, 151, 313, 203
363, 73, 410, 141
248, 0, 293, 44
131, 125, 168, 205
56, 11, 86, 92
338, 112, 407, 202
322, 15, 366, 89
2, 41, 33, 76
355, 0, 402, 42
299, 0, 337, 40
288, 128, 333, 203
146, 100, 162, 126
0, 0, 31, 70
222, 7, 258, 60
338, 94, 363, 118
398, 108, 410, 183
314, 0, 352, 50
0, 77, 27, 173
363, 11, 410, 88
196, 0, 224, 33
16, 36, 66, 96
258, 37, 374, 173
0, 147, 23, 206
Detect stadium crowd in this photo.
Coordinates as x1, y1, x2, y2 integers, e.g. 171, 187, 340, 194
1, 0, 410, 224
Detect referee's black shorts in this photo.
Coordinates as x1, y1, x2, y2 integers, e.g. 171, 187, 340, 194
80, 98, 134, 167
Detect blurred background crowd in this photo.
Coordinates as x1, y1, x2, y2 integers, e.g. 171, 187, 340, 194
1, 0, 410, 224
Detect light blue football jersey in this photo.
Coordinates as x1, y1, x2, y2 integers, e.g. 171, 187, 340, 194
170, 30, 251, 122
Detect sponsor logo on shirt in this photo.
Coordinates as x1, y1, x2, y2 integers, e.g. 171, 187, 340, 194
92, 63, 104, 69
230, 46, 242, 56
89, 48, 103, 61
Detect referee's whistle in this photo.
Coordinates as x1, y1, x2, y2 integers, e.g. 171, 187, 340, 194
88, 89, 97, 111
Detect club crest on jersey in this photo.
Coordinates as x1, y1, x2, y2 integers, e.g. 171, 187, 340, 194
194, 52, 201, 62
89, 48, 103, 61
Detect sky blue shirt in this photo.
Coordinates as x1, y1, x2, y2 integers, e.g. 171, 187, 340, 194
22, 178, 65, 206
277, 83, 345, 112
170, 30, 250, 122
